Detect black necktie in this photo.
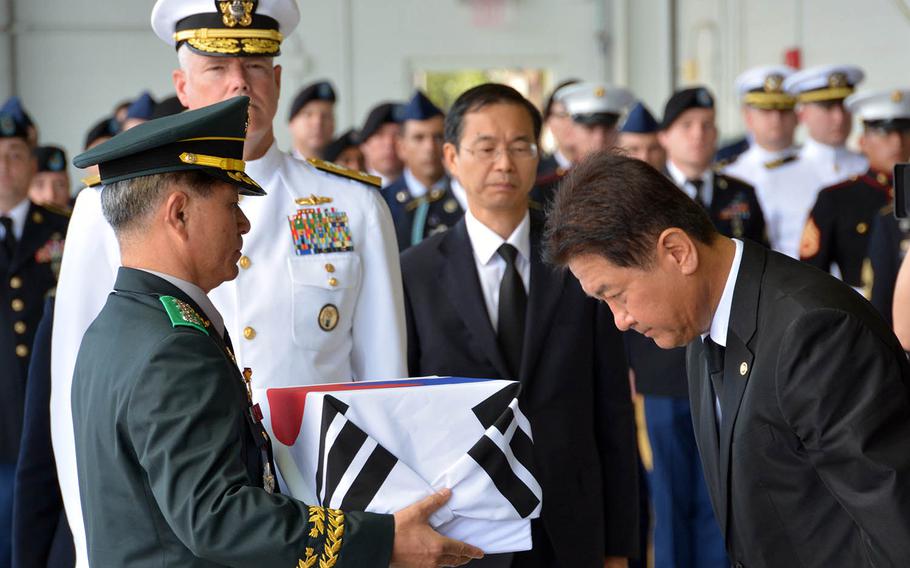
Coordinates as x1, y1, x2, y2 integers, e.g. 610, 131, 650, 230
703, 336, 726, 404
688, 179, 708, 209
497, 243, 527, 379
0, 216, 15, 259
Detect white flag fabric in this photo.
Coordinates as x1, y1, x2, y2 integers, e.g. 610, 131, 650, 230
256, 376, 543, 553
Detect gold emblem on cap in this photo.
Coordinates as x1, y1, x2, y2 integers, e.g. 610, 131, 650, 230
318, 304, 340, 332
594, 86, 606, 98
893, 90, 904, 103
828, 72, 848, 89
740, 362, 748, 376
183, 153, 198, 164
295, 195, 333, 206
763, 74, 784, 93
220, 0, 254, 28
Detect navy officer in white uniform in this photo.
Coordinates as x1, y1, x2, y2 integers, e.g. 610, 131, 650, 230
50, 1, 406, 564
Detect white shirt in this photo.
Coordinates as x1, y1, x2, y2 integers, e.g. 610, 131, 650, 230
51, 140, 407, 567
723, 144, 797, 187
464, 208, 531, 332
368, 168, 393, 189
667, 160, 714, 205
403, 168, 448, 199
142, 269, 225, 338
701, 238, 744, 423
0, 197, 31, 240
800, 137, 868, 188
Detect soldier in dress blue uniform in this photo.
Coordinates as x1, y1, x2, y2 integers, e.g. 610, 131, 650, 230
800, 89, 910, 291
617, 101, 665, 170
867, 204, 910, 326
381, 91, 462, 250
0, 100, 69, 568
288, 80, 336, 160
658, 86, 768, 246
0, 97, 37, 148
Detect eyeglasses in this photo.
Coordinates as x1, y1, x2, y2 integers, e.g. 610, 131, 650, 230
460, 142, 539, 163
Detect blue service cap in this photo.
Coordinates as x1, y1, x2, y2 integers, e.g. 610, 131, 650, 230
126, 92, 157, 121
0, 97, 32, 140
620, 102, 659, 134
400, 90, 443, 122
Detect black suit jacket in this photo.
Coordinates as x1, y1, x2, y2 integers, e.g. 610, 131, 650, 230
401, 215, 639, 565
686, 240, 910, 567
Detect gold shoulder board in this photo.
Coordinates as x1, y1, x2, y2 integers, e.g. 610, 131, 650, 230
306, 158, 381, 188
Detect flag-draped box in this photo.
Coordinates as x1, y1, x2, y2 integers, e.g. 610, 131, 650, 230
256, 376, 543, 553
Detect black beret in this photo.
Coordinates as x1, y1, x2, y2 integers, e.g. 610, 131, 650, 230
359, 102, 404, 142
34, 146, 68, 173
660, 87, 715, 130
288, 80, 336, 121
150, 95, 187, 120
83, 116, 121, 150
323, 129, 360, 163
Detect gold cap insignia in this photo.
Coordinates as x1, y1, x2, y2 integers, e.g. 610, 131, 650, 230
594, 87, 606, 98
763, 74, 784, 93
220, 0, 254, 28
892, 90, 904, 103
828, 72, 848, 89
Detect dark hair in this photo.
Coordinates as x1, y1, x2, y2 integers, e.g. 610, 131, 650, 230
544, 152, 717, 268
444, 83, 542, 147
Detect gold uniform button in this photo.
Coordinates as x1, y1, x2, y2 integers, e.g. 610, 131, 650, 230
11, 299, 24, 312
9, 276, 22, 289
856, 222, 868, 235
239, 255, 251, 269
325, 263, 335, 273
15, 344, 28, 358
13, 321, 25, 335
328, 277, 338, 287
243, 326, 256, 340
740, 362, 749, 376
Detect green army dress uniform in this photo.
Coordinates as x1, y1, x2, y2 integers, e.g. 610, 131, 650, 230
70, 96, 394, 567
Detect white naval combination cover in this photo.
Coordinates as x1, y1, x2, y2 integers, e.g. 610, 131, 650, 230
257, 376, 543, 553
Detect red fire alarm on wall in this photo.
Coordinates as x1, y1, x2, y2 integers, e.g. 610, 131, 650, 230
785, 48, 802, 70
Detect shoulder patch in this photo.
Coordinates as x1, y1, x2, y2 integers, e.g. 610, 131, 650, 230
763, 155, 798, 170
306, 158, 381, 188
160, 296, 210, 336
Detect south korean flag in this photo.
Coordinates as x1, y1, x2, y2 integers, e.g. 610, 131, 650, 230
258, 377, 543, 553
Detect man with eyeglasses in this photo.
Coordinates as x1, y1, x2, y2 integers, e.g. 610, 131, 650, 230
382, 90, 462, 250
400, 83, 639, 568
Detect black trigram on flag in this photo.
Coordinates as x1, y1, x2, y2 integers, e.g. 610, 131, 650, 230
315, 395, 399, 510
314, 384, 541, 519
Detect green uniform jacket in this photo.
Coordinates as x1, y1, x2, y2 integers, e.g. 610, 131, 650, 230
72, 267, 394, 567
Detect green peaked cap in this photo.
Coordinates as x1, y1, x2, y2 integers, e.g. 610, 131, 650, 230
72, 96, 265, 196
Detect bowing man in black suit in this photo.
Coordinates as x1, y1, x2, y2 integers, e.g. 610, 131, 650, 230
401, 84, 639, 568
546, 152, 910, 568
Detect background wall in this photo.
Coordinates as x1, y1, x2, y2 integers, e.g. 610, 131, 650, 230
3, 0, 910, 187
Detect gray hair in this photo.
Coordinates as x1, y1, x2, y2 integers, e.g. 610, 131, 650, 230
100, 171, 217, 236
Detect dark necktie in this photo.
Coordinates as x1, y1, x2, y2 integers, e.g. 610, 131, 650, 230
497, 243, 527, 379
703, 335, 726, 409
688, 178, 708, 209
0, 216, 16, 259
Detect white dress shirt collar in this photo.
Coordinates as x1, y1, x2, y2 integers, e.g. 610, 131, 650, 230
666, 160, 714, 203
702, 238, 744, 347
464, 207, 531, 267
142, 269, 226, 338
0, 197, 31, 241
554, 149, 572, 170
745, 144, 797, 164
449, 178, 469, 212
403, 168, 448, 199
802, 137, 851, 165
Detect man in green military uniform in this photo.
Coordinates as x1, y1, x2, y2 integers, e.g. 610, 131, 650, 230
70, 96, 482, 567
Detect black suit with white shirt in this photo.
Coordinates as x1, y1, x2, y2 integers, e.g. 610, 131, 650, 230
686, 238, 910, 567
401, 210, 639, 567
